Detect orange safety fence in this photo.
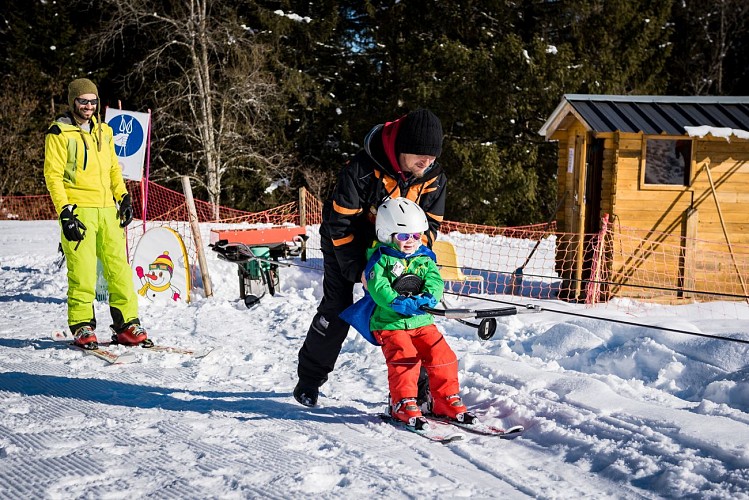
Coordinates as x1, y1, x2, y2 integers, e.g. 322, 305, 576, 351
605, 221, 749, 303
3, 181, 748, 323
0, 193, 57, 220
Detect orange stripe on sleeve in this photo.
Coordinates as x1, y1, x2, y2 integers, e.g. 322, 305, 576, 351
333, 201, 363, 216
426, 212, 444, 222
332, 234, 355, 246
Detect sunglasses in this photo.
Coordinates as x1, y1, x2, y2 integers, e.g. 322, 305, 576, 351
394, 232, 422, 242
75, 98, 98, 106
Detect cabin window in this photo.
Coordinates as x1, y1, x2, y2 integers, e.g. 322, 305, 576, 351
643, 138, 692, 186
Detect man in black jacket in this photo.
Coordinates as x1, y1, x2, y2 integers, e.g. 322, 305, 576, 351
295, 109, 447, 407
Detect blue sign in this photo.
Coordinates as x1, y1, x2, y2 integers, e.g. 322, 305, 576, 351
108, 114, 145, 157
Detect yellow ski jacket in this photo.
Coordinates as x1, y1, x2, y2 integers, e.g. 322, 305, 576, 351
44, 112, 128, 214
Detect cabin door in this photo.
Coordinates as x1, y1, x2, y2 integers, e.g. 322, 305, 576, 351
584, 138, 604, 233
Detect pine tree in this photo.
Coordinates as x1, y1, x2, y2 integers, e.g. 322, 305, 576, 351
666, 0, 749, 95
0, 0, 95, 196
322, 1, 573, 224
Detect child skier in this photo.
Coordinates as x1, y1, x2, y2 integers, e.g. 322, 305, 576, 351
350, 197, 476, 430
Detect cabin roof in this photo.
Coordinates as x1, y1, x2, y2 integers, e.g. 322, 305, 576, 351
539, 94, 749, 139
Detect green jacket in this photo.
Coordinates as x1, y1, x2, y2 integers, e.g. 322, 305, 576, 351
366, 242, 444, 331
44, 112, 128, 214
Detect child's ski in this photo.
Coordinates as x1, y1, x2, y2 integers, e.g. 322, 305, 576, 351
378, 414, 464, 444
424, 415, 524, 439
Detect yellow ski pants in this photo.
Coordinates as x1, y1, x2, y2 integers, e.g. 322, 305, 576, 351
60, 206, 139, 332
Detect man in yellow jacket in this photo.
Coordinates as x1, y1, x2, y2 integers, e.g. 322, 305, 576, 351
44, 78, 150, 349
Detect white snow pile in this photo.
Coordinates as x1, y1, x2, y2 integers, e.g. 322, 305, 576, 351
1, 220, 749, 499
685, 125, 749, 141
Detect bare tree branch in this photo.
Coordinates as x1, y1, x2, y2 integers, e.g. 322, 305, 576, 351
92, 0, 294, 218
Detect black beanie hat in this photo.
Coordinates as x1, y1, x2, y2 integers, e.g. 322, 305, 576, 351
396, 109, 443, 157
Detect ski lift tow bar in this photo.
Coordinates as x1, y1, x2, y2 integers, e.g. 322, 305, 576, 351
422, 304, 541, 340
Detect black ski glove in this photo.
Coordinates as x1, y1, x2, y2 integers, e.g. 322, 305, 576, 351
59, 205, 86, 242
118, 193, 133, 228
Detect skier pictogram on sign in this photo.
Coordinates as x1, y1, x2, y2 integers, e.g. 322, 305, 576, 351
105, 108, 150, 181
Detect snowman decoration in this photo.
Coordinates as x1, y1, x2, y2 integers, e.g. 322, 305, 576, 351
135, 251, 182, 301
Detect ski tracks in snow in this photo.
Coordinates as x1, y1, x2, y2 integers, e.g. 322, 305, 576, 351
2, 226, 749, 499
458, 352, 749, 498
1, 341, 642, 499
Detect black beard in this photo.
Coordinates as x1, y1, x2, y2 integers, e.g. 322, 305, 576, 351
72, 107, 95, 123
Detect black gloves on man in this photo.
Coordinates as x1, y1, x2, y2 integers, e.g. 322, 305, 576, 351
59, 205, 86, 242
118, 194, 133, 228
59, 196, 131, 246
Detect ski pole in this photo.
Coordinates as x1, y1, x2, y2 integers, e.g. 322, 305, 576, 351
511, 192, 566, 296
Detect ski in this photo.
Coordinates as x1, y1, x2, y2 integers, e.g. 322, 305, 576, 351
378, 414, 464, 444
423, 415, 524, 439
65, 343, 137, 365
103, 342, 214, 358
53, 332, 213, 358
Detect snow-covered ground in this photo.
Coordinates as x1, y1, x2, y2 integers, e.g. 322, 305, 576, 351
1, 220, 748, 499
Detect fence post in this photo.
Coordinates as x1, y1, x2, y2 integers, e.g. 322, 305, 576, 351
586, 214, 609, 304
298, 187, 308, 261
299, 187, 307, 227
181, 176, 213, 298
680, 207, 698, 299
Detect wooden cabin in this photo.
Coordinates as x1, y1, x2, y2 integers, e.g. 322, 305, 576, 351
539, 95, 749, 302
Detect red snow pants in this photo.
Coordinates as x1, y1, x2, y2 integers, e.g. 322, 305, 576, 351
374, 324, 460, 404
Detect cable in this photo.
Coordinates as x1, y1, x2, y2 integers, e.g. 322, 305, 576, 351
243, 244, 749, 345
423, 257, 749, 301
506, 269, 749, 301
303, 244, 746, 301
445, 291, 749, 345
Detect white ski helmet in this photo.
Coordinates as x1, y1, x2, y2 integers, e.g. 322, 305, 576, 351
375, 197, 429, 243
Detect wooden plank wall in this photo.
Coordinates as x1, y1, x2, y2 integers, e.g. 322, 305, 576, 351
692, 138, 749, 243
608, 135, 749, 245
553, 124, 749, 300
612, 135, 749, 298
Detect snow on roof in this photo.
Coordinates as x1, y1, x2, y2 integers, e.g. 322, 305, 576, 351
540, 94, 749, 139
685, 125, 749, 141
